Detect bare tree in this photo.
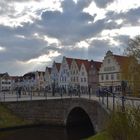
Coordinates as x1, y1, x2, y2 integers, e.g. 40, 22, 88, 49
125, 35, 140, 60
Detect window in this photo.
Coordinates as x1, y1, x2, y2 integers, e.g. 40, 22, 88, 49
111, 74, 114, 80
106, 74, 109, 80
101, 74, 104, 80
82, 72, 85, 76
81, 78, 83, 82
108, 59, 110, 63
77, 77, 78, 82
84, 78, 86, 82
73, 77, 75, 82
117, 73, 120, 80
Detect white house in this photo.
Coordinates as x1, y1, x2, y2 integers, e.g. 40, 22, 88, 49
51, 61, 61, 91
59, 56, 72, 92
0, 73, 12, 91
99, 50, 129, 92
22, 72, 36, 91
69, 59, 80, 90
35, 71, 45, 90
79, 60, 89, 94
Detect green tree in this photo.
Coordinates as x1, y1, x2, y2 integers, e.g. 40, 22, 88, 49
124, 35, 140, 96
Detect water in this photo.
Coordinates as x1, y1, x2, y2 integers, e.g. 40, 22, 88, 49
0, 125, 95, 140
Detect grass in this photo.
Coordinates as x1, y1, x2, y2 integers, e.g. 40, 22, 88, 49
0, 104, 31, 129
86, 132, 112, 140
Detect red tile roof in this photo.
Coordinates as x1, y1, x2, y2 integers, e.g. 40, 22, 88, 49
75, 59, 89, 70
65, 57, 73, 68
114, 55, 130, 68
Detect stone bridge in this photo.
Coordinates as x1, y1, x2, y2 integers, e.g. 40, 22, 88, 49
2, 98, 109, 132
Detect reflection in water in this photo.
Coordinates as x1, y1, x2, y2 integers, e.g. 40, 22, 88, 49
0, 125, 95, 140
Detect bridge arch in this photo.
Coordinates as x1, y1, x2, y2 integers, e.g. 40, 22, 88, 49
65, 106, 95, 132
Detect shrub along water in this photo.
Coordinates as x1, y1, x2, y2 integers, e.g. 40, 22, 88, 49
107, 105, 140, 140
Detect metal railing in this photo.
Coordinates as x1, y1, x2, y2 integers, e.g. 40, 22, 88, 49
0, 89, 92, 102
97, 89, 140, 112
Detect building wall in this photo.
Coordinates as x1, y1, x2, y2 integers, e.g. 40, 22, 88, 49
70, 60, 79, 89
79, 63, 88, 93
88, 63, 99, 94
99, 51, 121, 92
45, 68, 51, 90
51, 62, 59, 89
59, 57, 70, 92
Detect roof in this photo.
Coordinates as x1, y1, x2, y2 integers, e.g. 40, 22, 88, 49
46, 67, 52, 74
65, 57, 73, 68
74, 59, 89, 70
0, 73, 9, 78
55, 63, 61, 72
114, 55, 130, 68
92, 61, 102, 71
23, 72, 35, 79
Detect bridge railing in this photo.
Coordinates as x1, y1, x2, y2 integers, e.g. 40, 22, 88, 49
0, 89, 93, 102
97, 89, 140, 112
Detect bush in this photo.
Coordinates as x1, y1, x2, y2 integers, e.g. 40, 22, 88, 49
107, 106, 140, 140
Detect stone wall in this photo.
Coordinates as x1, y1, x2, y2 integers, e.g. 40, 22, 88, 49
2, 98, 109, 132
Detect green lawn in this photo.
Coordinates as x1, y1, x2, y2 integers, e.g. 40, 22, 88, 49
86, 132, 112, 140
0, 104, 31, 129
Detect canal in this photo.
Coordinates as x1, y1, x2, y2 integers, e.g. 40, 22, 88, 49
0, 125, 95, 140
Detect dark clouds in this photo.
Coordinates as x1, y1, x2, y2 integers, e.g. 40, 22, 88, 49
94, 0, 115, 8
106, 6, 140, 26
38, 0, 121, 45
0, 0, 140, 75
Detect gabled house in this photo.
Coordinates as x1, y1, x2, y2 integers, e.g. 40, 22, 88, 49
23, 72, 36, 90
59, 56, 72, 93
99, 50, 130, 93
35, 71, 45, 90
51, 61, 61, 91
0, 73, 12, 91
79, 60, 89, 94
69, 59, 80, 89
45, 67, 52, 91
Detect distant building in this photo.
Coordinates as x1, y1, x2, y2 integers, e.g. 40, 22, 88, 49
59, 56, 72, 92
99, 50, 130, 93
23, 72, 36, 90
35, 71, 45, 90
45, 67, 52, 91
0, 73, 12, 91
88, 60, 102, 94
51, 61, 61, 91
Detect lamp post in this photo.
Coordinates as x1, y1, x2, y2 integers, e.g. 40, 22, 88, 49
121, 80, 127, 112
52, 79, 55, 96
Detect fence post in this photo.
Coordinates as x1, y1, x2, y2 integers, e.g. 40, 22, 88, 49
45, 91, 47, 100
30, 91, 32, 100
122, 96, 125, 112
112, 92, 115, 111
102, 92, 104, 104
17, 91, 18, 102
3, 92, 5, 102
106, 91, 109, 109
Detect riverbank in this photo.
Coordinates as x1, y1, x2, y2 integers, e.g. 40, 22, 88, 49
86, 132, 111, 140
0, 104, 32, 130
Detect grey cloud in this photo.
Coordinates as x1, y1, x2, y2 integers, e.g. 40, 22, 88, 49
106, 7, 140, 25
94, 0, 115, 8
38, 0, 122, 45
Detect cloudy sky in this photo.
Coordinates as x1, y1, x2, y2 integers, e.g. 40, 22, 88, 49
0, 0, 140, 76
